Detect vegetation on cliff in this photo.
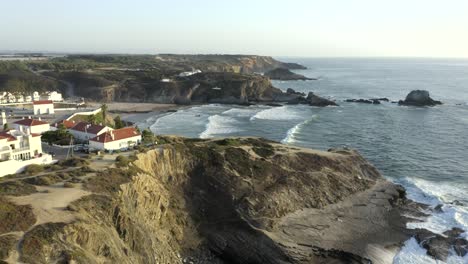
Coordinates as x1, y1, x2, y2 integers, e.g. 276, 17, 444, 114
0, 136, 419, 263
0, 55, 306, 104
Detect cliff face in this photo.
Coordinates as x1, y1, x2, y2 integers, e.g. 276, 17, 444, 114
154, 54, 306, 74
10, 137, 419, 264
93, 72, 293, 104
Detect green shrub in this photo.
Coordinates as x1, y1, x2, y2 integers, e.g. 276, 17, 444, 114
0, 181, 37, 196
0, 196, 36, 233
63, 182, 75, 188
23, 164, 44, 175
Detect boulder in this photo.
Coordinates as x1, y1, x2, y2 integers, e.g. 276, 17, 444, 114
345, 98, 384, 104
307, 92, 338, 107
398, 90, 442, 106
414, 227, 468, 260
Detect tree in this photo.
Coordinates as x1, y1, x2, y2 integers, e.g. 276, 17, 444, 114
101, 104, 108, 126
114, 115, 124, 129
142, 128, 155, 143
3, 123, 8, 131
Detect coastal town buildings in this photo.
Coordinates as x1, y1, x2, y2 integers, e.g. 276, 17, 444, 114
179, 69, 202, 77
0, 128, 53, 176
50, 119, 77, 130
89, 127, 141, 151
69, 122, 112, 142
33, 100, 55, 115
13, 117, 50, 134
40, 91, 63, 102
33, 91, 40, 101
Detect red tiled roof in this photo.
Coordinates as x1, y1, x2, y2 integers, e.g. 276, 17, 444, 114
51, 120, 76, 129
0, 132, 16, 142
31, 133, 41, 137
90, 127, 140, 143
33, 100, 53, 105
14, 118, 49, 127
70, 122, 108, 135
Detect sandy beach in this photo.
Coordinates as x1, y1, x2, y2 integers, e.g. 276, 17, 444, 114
86, 102, 181, 113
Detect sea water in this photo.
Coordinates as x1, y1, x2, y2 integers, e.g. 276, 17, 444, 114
136, 58, 468, 263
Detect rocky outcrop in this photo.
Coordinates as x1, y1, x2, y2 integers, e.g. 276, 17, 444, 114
415, 227, 468, 260
307, 92, 338, 107
3, 137, 445, 263
345, 99, 381, 104
264, 68, 315, 81
398, 90, 442, 106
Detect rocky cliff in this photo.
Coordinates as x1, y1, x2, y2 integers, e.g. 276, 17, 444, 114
0, 137, 444, 264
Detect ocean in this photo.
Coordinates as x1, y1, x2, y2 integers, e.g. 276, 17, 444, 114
135, 58, 468, 263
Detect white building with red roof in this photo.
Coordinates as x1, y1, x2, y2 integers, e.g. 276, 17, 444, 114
33, 100, 55, 115
89, 127, 141, 151
69, 122, 112, 142
0, 128, 53, 176
14, 117, 50, 134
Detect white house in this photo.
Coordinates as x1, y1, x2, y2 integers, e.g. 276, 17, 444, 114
179, 69, 202, 77
32, 91, 40, 101
15, 95, 24, 103
0, 129, 53, 177
40, 91, 63, 102
33, 100, 54, 115
68, 122, 112, 142
13, 117, 50, 134
25, 95, 32, 102
89, 127, 141, 151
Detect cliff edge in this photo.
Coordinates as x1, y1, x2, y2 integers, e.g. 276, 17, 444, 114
0, 137, 435, 263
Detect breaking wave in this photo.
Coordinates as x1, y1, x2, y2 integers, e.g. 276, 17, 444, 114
281, 115, 318, 144
250, 106, 304, 121
199, 115, 242, 139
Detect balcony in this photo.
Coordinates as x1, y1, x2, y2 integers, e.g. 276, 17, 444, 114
12, 147, 30, 153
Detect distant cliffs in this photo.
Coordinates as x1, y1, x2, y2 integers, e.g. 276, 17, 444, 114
264, 68, 315, 81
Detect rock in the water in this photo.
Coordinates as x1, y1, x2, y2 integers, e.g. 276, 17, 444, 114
345, 99, 381, 104
434, 204, 444, 213
371, 97, 390, 102
414, 227, 468, 260
264, 68, 316, 81
345, 98, 388, 104
398, 90, 442, 106
307, 92, 338, 107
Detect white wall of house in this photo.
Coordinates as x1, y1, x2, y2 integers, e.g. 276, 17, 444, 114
89, 135, 141, 151
14, 123, 50, 134
0, 154, 54, 177
33, 104, 55, 115
69, 127, 111, 142
40, 91, 63, 102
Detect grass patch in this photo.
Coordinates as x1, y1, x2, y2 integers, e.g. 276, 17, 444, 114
23, 164, 45, 175
252, 146, 275, 158
84, 168, 136, 194
0, 181, 37, 196
0, 234, 17, 260
20, 222, 66, 264
0, 196, 36, 233
57, 157, 90, 167
63, 182, 75, 188
213, 138, 242, 147
23, 174, 62, 186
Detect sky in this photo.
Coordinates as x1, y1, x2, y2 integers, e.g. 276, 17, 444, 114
1, 0, 468, 57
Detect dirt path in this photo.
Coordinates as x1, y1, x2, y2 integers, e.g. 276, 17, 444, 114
10, 184, 90, 226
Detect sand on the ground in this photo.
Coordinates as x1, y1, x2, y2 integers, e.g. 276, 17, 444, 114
87, 102, 180, 113
10, 184, 90, 226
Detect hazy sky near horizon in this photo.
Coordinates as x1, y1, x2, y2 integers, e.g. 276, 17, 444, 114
2, 0, 468, 57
